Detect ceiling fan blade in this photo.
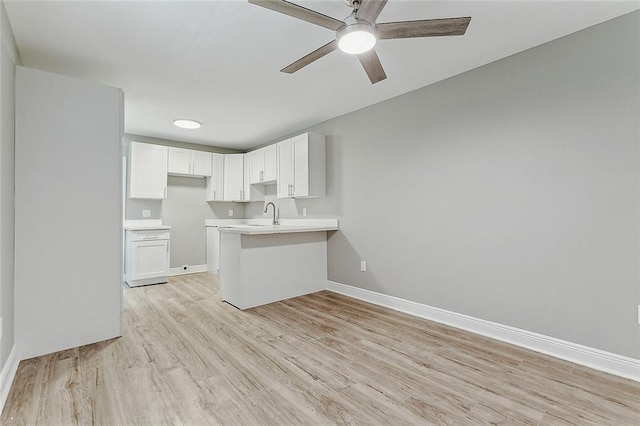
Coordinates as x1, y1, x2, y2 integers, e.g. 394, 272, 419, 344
249, 0, 344, 31
377, 17, 471, 39
358, 49, 387, 84
281, 40, 338, 74
355, 0, 388, 23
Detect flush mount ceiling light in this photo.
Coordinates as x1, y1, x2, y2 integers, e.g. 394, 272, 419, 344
337, 21, 377, 55
173, 119, 201, 129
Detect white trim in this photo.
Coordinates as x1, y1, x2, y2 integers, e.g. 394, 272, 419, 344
169, 264, 207, 276
0, 345, 19, 412
327, 280, 640, 382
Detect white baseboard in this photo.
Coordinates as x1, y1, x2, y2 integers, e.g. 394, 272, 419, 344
327, 280, 640, 382
169, 264, 207, 277
0, 345, 19, 412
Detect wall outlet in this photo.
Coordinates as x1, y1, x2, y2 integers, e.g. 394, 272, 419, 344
142, 209, 151, 218
182, 265, 189, 271
302, 207, 307, 217
228, 209, 234, 217
360, 261, 367, 272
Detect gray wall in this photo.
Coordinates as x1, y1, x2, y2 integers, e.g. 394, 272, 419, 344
0, 0, 18, 375
164, 176, 244, 268
123, 133, 246, 268
247, 12, 640, 359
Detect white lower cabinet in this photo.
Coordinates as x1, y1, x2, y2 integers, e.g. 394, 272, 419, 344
206, 226, 221, 274
125, 229, 170, 287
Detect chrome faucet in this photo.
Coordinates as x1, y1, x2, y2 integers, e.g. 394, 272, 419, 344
264, 202, 278, 225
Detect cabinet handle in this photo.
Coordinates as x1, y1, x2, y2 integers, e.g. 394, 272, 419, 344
167, 242, 169, 253
213, 190, 216, 200
260, 170, 264, 181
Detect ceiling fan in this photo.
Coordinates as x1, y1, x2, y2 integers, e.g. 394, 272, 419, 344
248, 0, 471, 84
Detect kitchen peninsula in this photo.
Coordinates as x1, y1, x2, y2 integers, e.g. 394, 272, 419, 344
218, 219, 338, 309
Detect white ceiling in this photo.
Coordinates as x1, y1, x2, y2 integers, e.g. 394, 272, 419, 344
5, 1, 639, 150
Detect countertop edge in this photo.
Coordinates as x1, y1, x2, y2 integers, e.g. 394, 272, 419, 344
218, 226, 338, 235
124, 225, 171, 231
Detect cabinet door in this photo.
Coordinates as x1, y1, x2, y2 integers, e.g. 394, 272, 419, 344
292, 134, 309, 197
206, 153, 225, 201
248, 149, 264, 184
192, 151, 212, 177
168, 147, 191, 175
277, 139, 294, 198
206, 227, 221, 274
131, 240, 169, 280
129, 142, 168, 199
224, 154, 245, 201
263, 144, 277, 182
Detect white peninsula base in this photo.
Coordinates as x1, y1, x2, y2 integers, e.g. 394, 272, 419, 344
219, 220, 337, 310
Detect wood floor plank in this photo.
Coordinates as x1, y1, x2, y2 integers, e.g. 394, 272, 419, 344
2, 272, 638, 425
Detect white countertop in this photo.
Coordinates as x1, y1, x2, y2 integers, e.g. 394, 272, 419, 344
211, 218, 338, 235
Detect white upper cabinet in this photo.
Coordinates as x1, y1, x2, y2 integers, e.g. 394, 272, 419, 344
206, 153, 225, 201
277, 138, 294, 198
244, 154, 265, 202
247, 149, 263, 184
167, 147, 191, 175
248, 145, 277, 184
223, 154, 245, 201
129, 142, 168, 199
168, 147, 212, 177
277, 133, 325, 199
263, 144, 277, 182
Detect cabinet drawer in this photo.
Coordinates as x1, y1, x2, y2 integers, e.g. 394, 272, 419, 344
130, 230, 170, 241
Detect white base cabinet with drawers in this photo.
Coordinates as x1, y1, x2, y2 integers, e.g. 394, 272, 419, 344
124, 228, 171, 287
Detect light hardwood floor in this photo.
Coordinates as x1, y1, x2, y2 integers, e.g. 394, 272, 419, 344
2, 273, 639, 425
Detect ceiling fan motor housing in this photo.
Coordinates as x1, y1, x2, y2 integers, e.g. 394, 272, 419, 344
344, 0, 361, 9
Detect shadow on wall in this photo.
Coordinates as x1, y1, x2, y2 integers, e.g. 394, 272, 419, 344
327, 230, 385, 294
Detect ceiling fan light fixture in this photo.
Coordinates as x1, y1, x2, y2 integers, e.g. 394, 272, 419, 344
173, 119, 201, 129
337, 23, 377, 55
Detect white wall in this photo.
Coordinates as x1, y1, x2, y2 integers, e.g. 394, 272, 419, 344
246, 12, 640, 359
15, 67, 123, 359
0, 0, 19, 381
